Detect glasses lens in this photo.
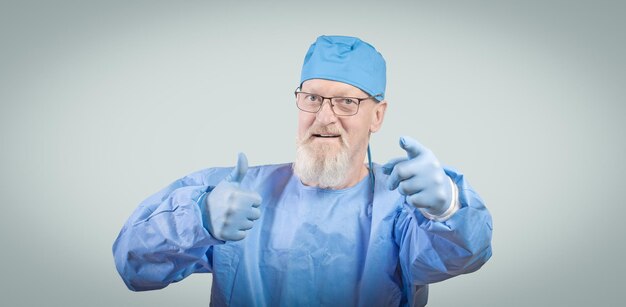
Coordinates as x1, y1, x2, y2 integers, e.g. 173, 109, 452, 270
331, 98, 359, 115
296, 93, 322, 112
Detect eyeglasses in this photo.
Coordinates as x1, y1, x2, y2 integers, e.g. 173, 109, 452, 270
294, 88, 382, 116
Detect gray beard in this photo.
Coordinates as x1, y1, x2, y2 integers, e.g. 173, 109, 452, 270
293, 138, 352, 189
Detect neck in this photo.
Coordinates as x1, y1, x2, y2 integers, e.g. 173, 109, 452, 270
338, 163, 370, 189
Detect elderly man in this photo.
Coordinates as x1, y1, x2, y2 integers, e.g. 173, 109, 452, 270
113, 35, 493, 307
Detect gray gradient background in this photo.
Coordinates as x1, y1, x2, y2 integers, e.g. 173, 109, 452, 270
1, 0, 624, 306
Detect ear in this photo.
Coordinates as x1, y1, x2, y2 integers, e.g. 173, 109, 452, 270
369, 100, 387, 133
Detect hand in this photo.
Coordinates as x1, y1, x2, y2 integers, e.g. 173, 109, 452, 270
383, 136, 452, 216
206, 153, 262, 241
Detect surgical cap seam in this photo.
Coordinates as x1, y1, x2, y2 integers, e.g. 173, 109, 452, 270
300, 75, 384, 100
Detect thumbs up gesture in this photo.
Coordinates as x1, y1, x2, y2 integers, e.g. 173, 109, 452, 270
383, 136, 453, 216
206, 153, 263, 241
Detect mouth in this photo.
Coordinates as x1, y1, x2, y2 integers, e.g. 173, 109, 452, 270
312, 134, 341, 139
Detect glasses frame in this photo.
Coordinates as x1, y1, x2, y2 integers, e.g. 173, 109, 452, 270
294, 87, 382, 117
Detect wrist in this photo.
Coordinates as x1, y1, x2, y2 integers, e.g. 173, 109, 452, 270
420, 176, 460, 222
197, 186, 217, 235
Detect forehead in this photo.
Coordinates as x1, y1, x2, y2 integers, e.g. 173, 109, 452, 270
301, 79, 369, 97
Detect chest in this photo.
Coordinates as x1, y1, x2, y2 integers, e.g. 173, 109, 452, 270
263, 190, 372, 252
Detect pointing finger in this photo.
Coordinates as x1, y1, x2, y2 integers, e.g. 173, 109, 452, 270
226, 152, 249, 183
399, 136, 427, 159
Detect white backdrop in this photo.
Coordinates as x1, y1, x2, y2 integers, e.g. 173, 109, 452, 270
1, 0, 624, 306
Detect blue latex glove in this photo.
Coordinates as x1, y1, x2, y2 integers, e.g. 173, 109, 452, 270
206, 153, 263, 241
383, 136, 452, 216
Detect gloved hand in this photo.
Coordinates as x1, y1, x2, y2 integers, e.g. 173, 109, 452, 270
383, 136, 453, 216
206, 153, 263, 241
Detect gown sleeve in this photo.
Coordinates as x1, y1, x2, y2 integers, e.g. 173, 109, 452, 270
112, 168, 227, 291
394, 167, 493, 285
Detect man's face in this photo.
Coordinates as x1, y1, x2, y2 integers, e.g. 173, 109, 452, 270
293, 78, 386, 188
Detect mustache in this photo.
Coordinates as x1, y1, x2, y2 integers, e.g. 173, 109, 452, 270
297, 124, 350, 148
307, 125, 344, 137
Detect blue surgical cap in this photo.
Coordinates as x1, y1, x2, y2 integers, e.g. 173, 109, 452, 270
300, 35, 386, 101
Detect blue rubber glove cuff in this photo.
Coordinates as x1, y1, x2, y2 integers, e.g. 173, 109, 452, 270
419, 177, 460, 222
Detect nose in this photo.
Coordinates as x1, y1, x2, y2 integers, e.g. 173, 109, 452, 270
315, 99, 337, 124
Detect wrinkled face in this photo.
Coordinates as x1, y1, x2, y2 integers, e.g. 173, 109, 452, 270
293, 79, 386, 188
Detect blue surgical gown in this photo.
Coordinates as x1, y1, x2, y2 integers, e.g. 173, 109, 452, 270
113, 163, 492, 307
